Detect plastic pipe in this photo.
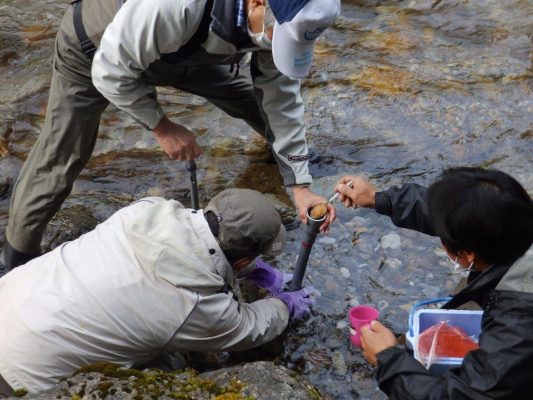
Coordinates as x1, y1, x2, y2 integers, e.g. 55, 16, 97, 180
186, 160, 199, 210
289, 210, 326, 291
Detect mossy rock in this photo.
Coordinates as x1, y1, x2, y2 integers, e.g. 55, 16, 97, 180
200, 361, 332, 400
12, 388, 28, 397
60, 362, 253, 399
25, 361, 327, 400
41, 205, 98, 252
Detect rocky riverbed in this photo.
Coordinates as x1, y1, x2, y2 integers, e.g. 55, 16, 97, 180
1, 0, 532, 399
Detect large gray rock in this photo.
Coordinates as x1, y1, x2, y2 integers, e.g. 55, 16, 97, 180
201, 361, 332, 400
8, 361, 329, 400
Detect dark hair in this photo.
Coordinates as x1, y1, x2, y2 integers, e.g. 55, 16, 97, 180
427, 167, 533, 266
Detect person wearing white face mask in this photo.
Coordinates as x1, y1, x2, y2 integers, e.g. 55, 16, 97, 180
0, 0, 342, 272
333, 167, 533, 399
449, 255, 476, 277
247, 1, 275, 49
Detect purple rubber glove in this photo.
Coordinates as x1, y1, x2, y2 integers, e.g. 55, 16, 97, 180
274, 286, 316, 320
247, 258, 293, 294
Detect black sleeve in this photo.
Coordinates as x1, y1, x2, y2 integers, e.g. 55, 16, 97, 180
376, 346, 449, 400
375, 303, 533, 400
375, 184, 436, 236
376, 347, 495, 400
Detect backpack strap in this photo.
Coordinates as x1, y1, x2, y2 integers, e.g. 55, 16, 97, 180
161, 0, 215, 63
71, 0, 214, 63
72, 0, 97, 60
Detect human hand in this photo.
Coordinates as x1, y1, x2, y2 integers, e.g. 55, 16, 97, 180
335, 176, 377, 209
247, 258, 293, 294
360, 320, 398, 366
292, 187, 336, 234
152, 116, 202, 161
274, 286, 316, 320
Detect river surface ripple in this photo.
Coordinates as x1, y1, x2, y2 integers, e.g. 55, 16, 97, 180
1, 0, 532, 398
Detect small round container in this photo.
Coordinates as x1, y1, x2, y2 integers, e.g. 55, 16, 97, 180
307, 203, 328, 222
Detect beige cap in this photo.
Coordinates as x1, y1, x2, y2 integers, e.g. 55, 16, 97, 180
205, 189, 286, 258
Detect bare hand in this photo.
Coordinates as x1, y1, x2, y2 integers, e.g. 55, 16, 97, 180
335, 176, 377, 209
292, 187, 336, 234
360, 320, 398, 366
152, 116, 202, 161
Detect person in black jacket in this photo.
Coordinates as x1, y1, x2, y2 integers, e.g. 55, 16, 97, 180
335, 167, 533, 399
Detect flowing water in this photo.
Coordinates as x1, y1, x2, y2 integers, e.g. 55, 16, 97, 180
1, 0, 532, 398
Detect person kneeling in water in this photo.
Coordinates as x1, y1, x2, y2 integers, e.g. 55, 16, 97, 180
0, 188, 314, 395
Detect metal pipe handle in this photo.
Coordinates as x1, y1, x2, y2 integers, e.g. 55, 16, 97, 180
186, 160, 199, 210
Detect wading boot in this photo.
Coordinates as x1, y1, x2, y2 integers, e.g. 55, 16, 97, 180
0, 240, 40, 272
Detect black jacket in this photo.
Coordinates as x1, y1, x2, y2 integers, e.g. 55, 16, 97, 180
373, 184, 533, 399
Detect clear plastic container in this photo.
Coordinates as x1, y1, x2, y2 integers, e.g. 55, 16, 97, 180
406, 308, 483, 375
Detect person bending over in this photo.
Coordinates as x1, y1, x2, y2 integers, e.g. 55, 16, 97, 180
0, 189, 314, 395
335, 167, 533, 399
0, 0, 341, 271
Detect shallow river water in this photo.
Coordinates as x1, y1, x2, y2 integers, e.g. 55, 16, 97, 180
1, 0, 532, 399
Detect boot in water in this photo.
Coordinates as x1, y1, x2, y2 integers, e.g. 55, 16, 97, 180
0, 240, 40, 271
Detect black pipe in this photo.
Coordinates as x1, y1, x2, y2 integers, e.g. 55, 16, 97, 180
289, 210, 326, 291
186, 160, 199, 210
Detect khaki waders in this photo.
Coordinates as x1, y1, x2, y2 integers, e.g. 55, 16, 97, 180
6, 2, 265, 255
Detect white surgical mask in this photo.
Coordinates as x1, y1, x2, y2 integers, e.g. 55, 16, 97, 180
247, 8, 272, 50
449, 255, 476, 277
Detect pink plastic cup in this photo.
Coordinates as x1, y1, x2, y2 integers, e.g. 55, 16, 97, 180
348, 305, 380, 348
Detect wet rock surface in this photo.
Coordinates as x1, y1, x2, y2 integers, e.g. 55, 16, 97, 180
41, 205, 98, 252
0, 0, 532, 399
6, 362, 326, 400
201, 362, 331, 400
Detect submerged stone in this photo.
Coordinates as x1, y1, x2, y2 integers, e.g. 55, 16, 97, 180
380, 232, 402, 250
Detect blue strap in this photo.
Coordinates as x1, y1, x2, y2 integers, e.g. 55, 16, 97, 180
235, 0, 246, 29
408, 297, 452, 337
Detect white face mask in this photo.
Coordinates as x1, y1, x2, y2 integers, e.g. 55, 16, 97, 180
450, 255, 476, 277
247, 7, 272, 50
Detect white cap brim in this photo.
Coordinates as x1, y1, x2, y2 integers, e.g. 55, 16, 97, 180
272, 21, 316, 79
